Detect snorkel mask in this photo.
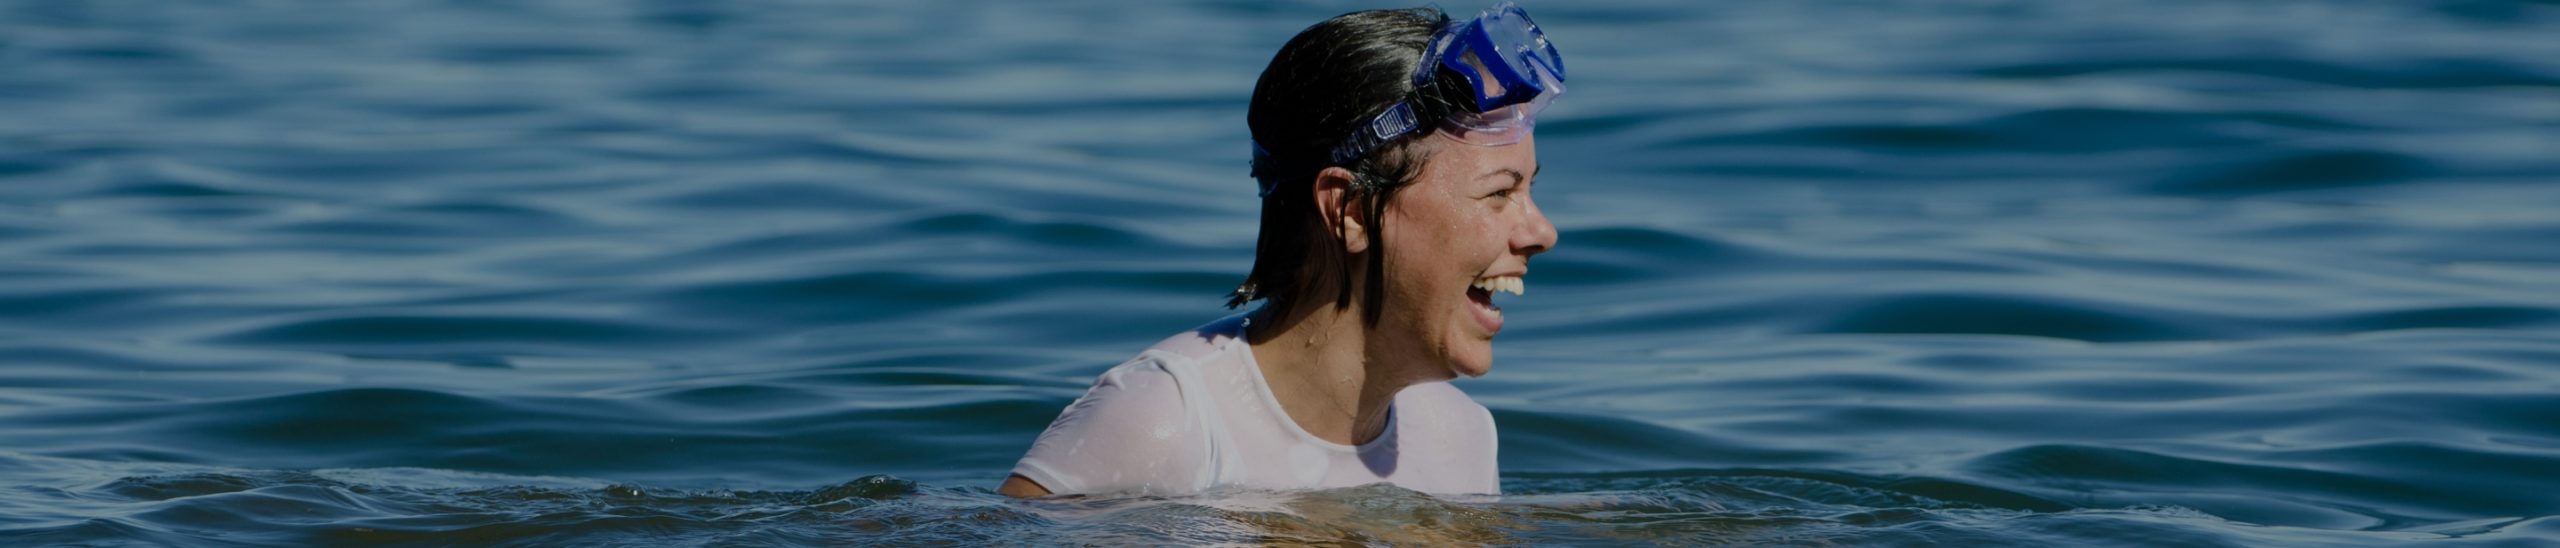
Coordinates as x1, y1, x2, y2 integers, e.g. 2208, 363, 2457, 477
1252, 2, 1567, 196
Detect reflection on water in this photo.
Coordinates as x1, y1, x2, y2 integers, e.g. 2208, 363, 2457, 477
3, 0, 2558, 544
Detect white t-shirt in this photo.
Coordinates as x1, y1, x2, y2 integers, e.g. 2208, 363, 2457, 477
1010, 313, 1501, 497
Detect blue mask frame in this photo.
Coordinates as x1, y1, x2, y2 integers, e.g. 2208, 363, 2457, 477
1427, 2, 1566, 113
1254, 2, 1567, 196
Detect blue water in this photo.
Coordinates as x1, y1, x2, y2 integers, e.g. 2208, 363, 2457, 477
4, 0, 2558, 544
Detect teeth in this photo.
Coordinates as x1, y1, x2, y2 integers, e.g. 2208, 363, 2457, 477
1471, 276, 1526, 296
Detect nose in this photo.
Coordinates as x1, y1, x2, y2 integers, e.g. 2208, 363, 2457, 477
1516, 195, 1557, 257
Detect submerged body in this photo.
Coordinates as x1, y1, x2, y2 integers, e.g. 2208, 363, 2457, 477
1010, 313, 1500, 496
1002, 4, 1561, 498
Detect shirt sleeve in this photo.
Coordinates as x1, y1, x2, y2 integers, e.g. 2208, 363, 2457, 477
1011, 355, 1211, 496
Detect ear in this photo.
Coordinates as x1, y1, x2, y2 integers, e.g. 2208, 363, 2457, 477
1309, 166, 1369, 254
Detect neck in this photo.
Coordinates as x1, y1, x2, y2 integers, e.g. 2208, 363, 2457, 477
1246, 298, 1417, 446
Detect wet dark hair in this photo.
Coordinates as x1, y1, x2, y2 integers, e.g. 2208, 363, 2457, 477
1227, 7, 1477, 325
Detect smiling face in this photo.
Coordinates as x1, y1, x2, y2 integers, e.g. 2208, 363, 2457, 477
1370, 132, 1558, 380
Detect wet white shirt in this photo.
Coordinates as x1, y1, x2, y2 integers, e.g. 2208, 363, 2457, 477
1010, 313, 1501, 497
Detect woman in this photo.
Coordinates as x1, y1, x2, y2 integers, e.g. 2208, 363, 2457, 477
1001, 3, 1563, 498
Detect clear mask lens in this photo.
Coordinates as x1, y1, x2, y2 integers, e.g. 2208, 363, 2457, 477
1290, 1, 1567, 186
1440, 60, 1560, 146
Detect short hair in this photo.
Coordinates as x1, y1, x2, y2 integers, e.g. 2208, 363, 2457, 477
1230, 7, 1476, 325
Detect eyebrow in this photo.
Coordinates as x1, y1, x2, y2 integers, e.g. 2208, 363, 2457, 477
1486, 164, 1541, 187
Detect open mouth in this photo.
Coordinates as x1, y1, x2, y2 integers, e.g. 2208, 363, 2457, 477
1467, 275, 1523, 333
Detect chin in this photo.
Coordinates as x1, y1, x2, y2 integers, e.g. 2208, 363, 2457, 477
1446, 347, 1495, 378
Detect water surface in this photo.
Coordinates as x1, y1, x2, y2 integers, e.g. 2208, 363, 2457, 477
3, 0, 2558, 544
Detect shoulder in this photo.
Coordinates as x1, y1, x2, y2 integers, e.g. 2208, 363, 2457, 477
1396, 381, 1503, 493
1398, 382, 1497, 442
1011, 344, 1214, 496
1133, 312, 1250, 363
1068, 312, 1254, 430
1009, 315, 1258, 496
1044, 355, 1198, 441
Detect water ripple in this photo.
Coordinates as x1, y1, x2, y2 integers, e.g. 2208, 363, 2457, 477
2, 0, 2556, 544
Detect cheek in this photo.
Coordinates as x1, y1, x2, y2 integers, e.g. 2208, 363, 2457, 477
1448, 209, 1504, 257
1416, 206, 1504, 268
1378, 213, 1463, 303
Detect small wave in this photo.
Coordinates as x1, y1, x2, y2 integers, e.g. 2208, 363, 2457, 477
891, 211, 1158, 248
264, 199, 591, 239
87, 181, 259, 199
1495, 409, 1844, 471
33, 42, 200, 65
641, 180, 909, 212
433, 44, 625, 65
2336, 305, 2560, 332
1814, 292, 2200, 342
1960, 442, 2560, 530
0, 155, 58, 179
0, 460, 977, 545
660, 268, 1233, 328
206, 313, 714, 352
6, 450, 2540, 545
96, 472, 278, 501
0, 383, 1078, 485
607, 209, 1184, 279
0, 286, 171, 323
1971, 56, 2560, 90
1664, 106, 2336, 154
1536, 226, 1763, 285
2152, 148, 2440, 195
